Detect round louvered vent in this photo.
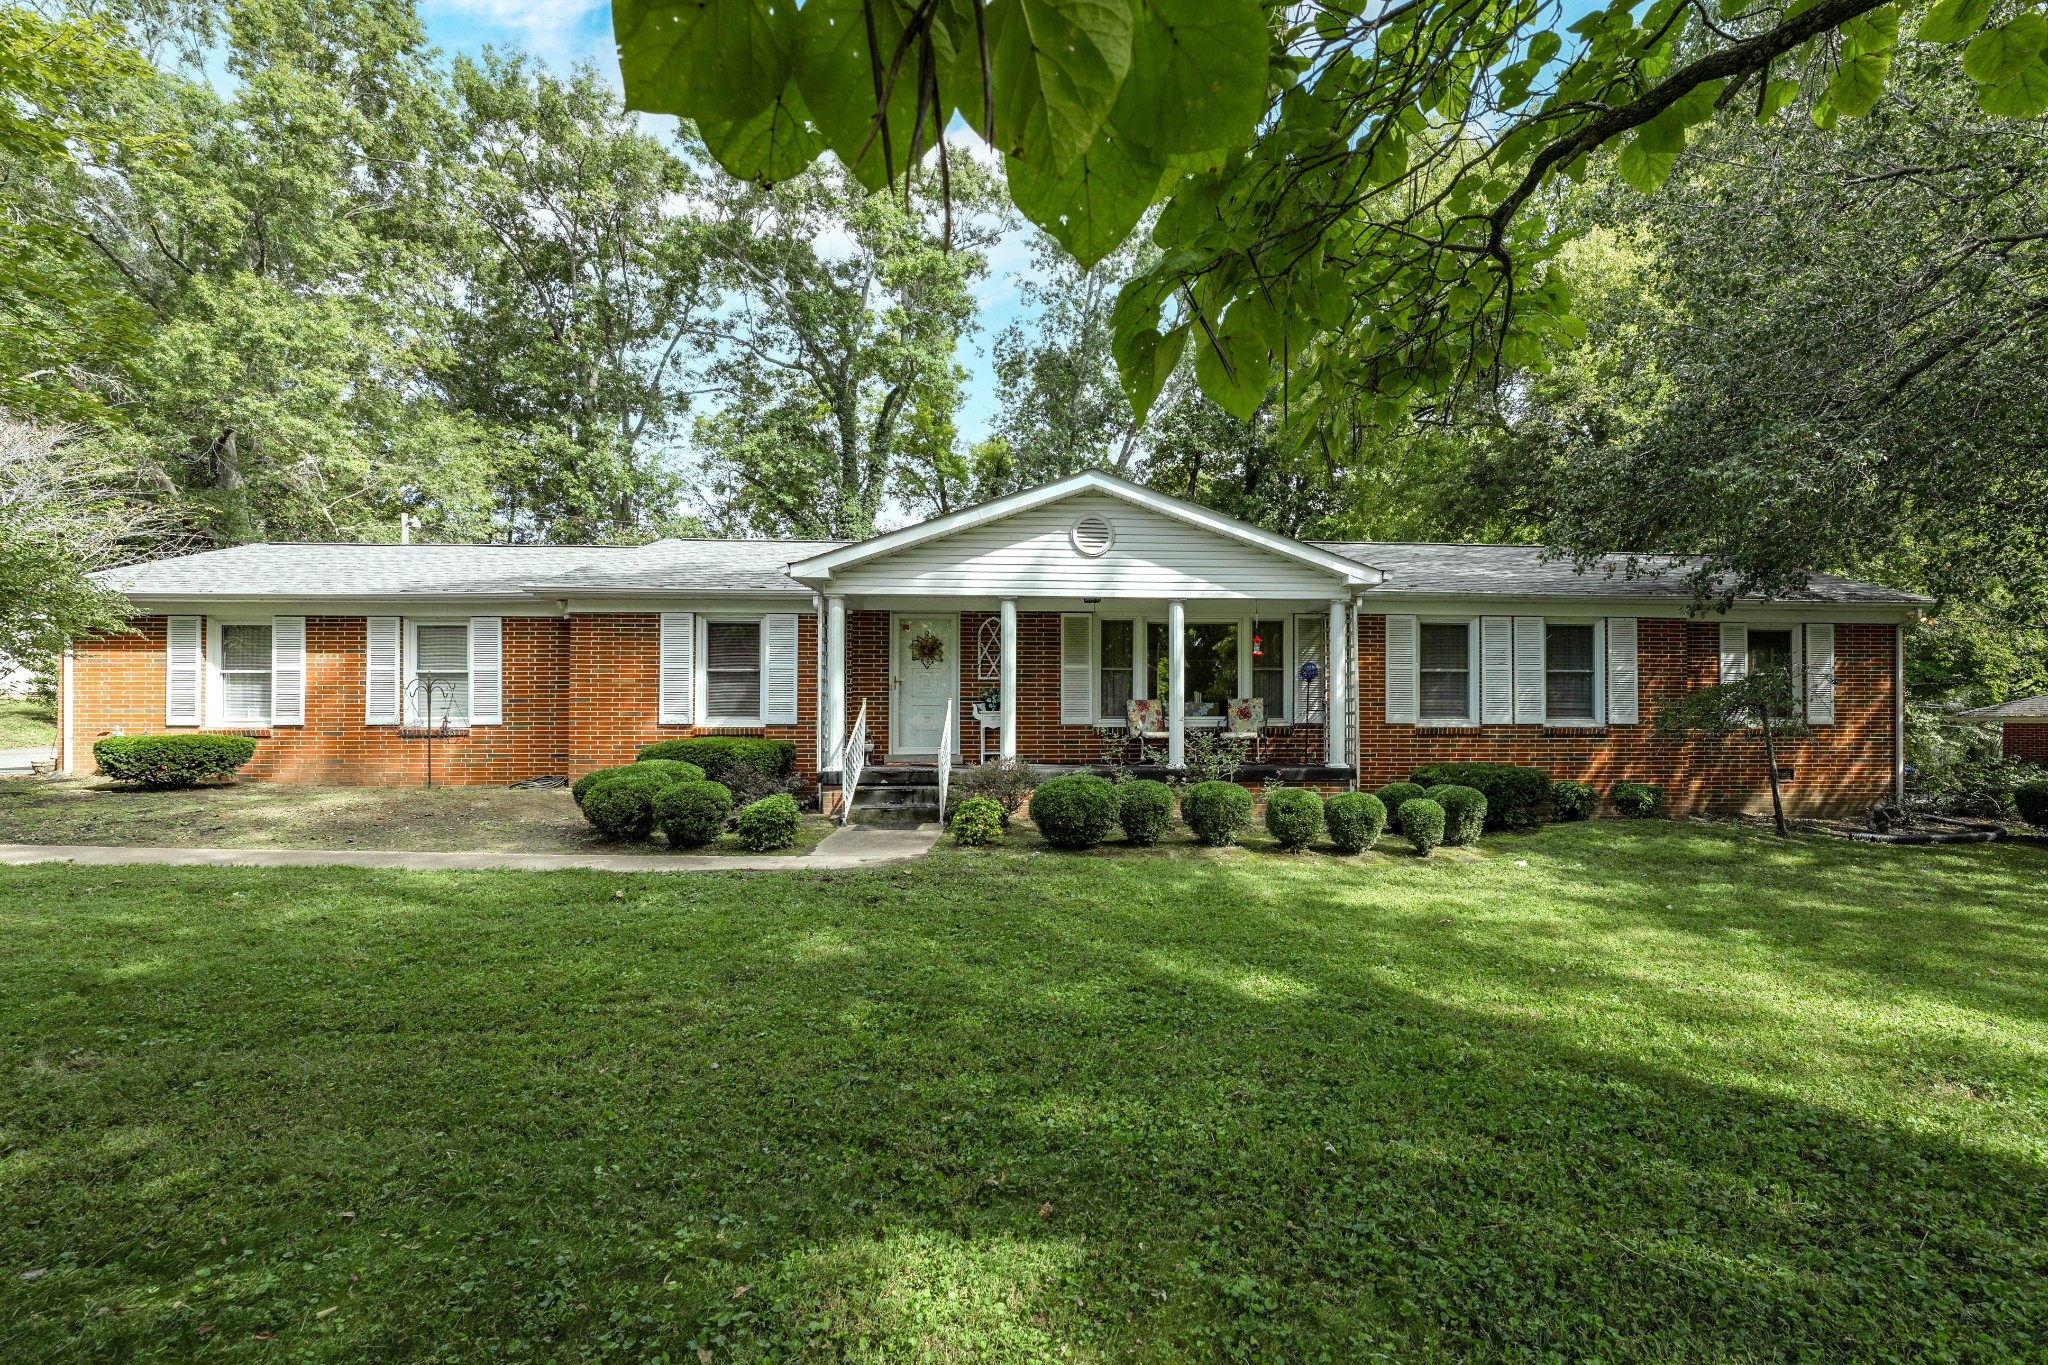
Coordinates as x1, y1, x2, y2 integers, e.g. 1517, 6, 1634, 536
1070, 514, 1114, 557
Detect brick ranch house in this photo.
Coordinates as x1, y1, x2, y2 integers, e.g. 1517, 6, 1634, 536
62, 471, 1926, 817
1958, 694, 2048, 764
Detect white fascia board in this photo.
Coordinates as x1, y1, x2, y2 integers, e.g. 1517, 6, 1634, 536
1361, 595, 1922, 624
556, 593, 813, 614
787, 470, 1383, 587
117, 594, 568, 617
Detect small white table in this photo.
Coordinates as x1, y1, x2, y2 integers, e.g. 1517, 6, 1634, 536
972, 706, 1002, 762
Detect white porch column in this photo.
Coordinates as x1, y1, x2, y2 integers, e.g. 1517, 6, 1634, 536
825, 595, 847, 766
1167, 598, 1186, 769
998, 597, 1018, 760
1326, 599, 1348, 767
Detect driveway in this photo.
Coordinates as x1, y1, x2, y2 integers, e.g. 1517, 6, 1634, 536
0, 748, 52, 776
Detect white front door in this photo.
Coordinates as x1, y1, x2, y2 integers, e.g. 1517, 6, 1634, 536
892, 613, 959, 757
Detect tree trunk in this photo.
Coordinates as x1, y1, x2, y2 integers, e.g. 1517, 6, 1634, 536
1761, 713, 1787, 837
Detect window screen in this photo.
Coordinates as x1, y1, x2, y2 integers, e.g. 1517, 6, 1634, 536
1419, 622, 1471, 720
1545, 623, 1596, 719
1099, 620, 1134, 721
219, 624, 273, 724
413, 624, 470, 725
705, 620, 762, 719
1251, 619, 1286, 719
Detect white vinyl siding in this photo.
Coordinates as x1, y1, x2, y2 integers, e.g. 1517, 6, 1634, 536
659, 612, 694, 724
823, 491, 1353, 600
166, 615, 203, 726
365, 617, 401, 724
467, 617, 503, 725
1605, 617, 1639, 724
270, 616, 305, 726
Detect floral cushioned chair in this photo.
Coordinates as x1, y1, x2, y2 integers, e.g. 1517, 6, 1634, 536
1117, 699, 1167, 763
1226, 697, 1266, 760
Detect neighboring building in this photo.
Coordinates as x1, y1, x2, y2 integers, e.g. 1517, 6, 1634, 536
1958, 694, 2048, 764
64, 472, 1924, 816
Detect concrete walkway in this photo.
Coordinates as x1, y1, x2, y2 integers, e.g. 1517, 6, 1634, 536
0, 822, 942, 875
0, 747, 53, 776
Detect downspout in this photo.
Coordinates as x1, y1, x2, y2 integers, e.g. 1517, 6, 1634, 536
59, 642, 75, 776
1894, 621, 1907, 806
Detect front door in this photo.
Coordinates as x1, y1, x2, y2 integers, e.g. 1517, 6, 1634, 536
891, 613, 959, 757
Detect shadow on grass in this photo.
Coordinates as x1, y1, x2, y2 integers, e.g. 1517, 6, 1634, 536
1, 824, 2043, 1360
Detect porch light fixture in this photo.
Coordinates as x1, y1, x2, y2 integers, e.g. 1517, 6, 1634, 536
1070, 514, 1114, 557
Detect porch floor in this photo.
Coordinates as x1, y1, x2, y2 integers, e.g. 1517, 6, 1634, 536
821, 762, 1357, 786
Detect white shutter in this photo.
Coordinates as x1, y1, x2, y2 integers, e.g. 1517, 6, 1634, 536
1720, 622, 1748, 683
1605, 617, 1639, 724
659, 612, 694, 724
1805, 623, 1836, 725
1293, 612, 1326, 722
271, 616, 306, 726
1384, 614, 1418, 724
1059, 613, 1094, 724
365, 616, 401, 724
1513, 616, 1546, 724
166, 615, 202, 726
763, 612, 799, 724
468, 617, 503, 725
1480, 616, 1513, 724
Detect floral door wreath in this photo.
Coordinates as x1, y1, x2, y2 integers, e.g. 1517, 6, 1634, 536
910, 628, 945, 669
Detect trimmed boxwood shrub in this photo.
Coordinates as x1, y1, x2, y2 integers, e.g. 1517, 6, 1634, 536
1611, 782, 1663, 819
1116, 779, 1175, 846
94, 734, 257, 788
1182, 781, 1255, 846
653, 780, 733, 848
1264, 788, 1325, 851
582, 774, 668, 842
1549, 779, 1598, 821
573, 760, 704, 808
637, 736, 796, 780
1412, 762, 1549, 830
734, 792, 802, 850
1433, 784, 1488, 845
1029, 773, 1119, 849
1375, 782, 1428, 826
2013, 778, 2048, 828
1324, 791, 1387, 854
950, 796, 1006, 846
1399, 797, 1446, 855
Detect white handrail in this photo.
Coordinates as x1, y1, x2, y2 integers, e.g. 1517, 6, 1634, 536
839, 699, 868, 826
936, 695, 955, 829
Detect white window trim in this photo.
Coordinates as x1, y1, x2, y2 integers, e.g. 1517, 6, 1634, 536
403, 618, 471, 727
1093, 614, 1295, 727
1539, 617, 1607, 726
205, 617, 274, 728
1416, 616, 1481, 724
696, 614, 768, 728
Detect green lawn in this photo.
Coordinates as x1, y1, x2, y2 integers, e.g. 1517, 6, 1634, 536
2, 825, 2044, 1361
0, 698, 56, 749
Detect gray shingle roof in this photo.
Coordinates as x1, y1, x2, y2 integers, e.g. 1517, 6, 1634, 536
1958, 694, 2048, 721
95, 533, 1924, 606
1313, 542, 1929, 606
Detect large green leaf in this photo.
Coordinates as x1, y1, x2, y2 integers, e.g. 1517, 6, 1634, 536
1007, 125, 1166, 268
698, 77, 823, 184
1757, 76, 1801, 120
1962, 15, 2046, 86
1840, 5, 1899, 50
1106, 0, 1266, 158
1977, 55, 2048, 114
614, 0, 798, 127
1830, 49, 1893, 116
794, 0, 926, 192
1915, 0, 1991, 44
1193, 300, 1272, 420
986, 0, 1134, 174
1115, 321, 1188, 422
1634, 78, 1723, 154
1616, 133, 1678, 193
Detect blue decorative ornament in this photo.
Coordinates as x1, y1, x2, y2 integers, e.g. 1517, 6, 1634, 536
1298, 661, 1319, 683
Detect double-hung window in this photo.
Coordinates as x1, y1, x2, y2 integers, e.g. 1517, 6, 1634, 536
704, 620, 763, 723
1544, 623, 1597, 720
1099, 619, 1135, 721
1251, 619, 1287, 718
1100, 616, 1291, 723
410, 623, 470, 726
217, 623, 273, 724
1747, 628, 1794, 682
1419, 622, 1473, 720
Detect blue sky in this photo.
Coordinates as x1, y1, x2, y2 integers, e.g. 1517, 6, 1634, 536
414, 0, 1029, 445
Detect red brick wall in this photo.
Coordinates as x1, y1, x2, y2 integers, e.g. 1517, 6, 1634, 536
1354, 616, 1897, 817
69, 613, 817, 787
2007, 723, 2048, 763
